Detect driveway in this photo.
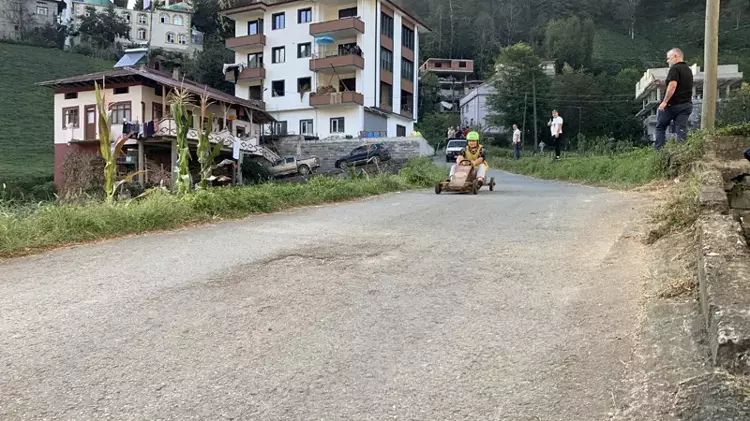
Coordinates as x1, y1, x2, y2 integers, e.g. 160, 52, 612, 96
0, 170, 648, 420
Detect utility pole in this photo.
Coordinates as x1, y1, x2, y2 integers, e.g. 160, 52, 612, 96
522, 92, 528, 147
701, 0, 720, 129
532, 73, 538, 148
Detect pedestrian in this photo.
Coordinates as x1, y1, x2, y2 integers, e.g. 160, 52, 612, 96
655, 47, 694, 151
512, 124, 522, 160
547, 110, 563, 160
745, 146, 750, 162
447, 126, 455, 139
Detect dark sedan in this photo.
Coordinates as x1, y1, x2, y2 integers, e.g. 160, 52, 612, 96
335, 143, 392, 168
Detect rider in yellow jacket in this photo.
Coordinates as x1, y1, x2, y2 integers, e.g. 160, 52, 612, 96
450, 131, 488, 184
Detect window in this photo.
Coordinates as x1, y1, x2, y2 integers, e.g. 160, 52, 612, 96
397, 125, 406, 137
62, 107, 79, 129
138, 14, 148, 25
152, 103, 164, 120
137, 28, 147, 40
272, 46, 285, 63
297, 77, 311, 93
178, 34, 187, 44
380, 47, 393, 72
248, 19, 263, 35
272, 80, 285, 97
339, 7, 357, 18
273, 121, 288, 135
173, 15, 183, 26
64, 92, 78, 100
122, 13, 131, 22
402, 25, 415, 50
380, 82, 392, 107
154, 86, 163, 97
272, 12, 285, 30
459, 61, 467, 68
338, 42, 356, 56
298, 8, 312, 24
401, 58, 414, 80
247, 52, 263, 68
111, 102, 132, 123
297, 42, 311, 58
160, 14, 169, 24
330, 117, 345, 133
36, 6, 48, 16
249, 86, 263, 100
339, 78, 355, 92
381, 13, 394, 38
166, 32, 175, 44
114, 87, 129, 95
300, 119, 314, 135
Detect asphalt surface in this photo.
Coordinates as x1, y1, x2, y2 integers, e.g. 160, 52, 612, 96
0, 166, 649, 421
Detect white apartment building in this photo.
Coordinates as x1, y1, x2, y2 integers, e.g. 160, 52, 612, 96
459, 82, 504, 135
635, 64, 744, 141
0, 0, 62, 40
220, 0, 429, 140
64, 0, 203, 54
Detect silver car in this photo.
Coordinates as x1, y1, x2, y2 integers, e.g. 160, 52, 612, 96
445, 139, 467, 162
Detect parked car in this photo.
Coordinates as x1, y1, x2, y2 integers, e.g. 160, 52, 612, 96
445, 138, 467, 162
269, 155, 320, 178
335, 143, 391, 168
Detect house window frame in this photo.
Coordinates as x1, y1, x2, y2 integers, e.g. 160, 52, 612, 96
401, 25, 414, 50
248, 19, 263, 35
401, 58, 414, 81
300, 119, 314, 135
247, 52, 263, 68
271, 80, 285, 97
137, 28, 147, 40
173, 15, 184, 26
138, 14, 148, 25
381, 13, 394, 38
62, 106, 80, 129
110, 101, 132, 124
272, 12, 285, 30
160, 14, 169, 24
36, 6, 49, 16
297, 42, 311, 58
380, 47, 393, 72
297, 8, 312, 24
330, 117, 345, 133
396, 125, 406, 137
272, 46, 285, 64
297, 77, 311, 93
166, 32, 176, 44
178, 33, 187, 44
339, 7, 357, 18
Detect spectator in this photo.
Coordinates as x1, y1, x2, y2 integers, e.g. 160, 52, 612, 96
512, 124, 522, 160
655, 47, 694, 151
547, 110, 564, 160
745, 146, 750, 162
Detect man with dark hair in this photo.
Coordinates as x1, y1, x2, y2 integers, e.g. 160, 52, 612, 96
655, 48, 694, 150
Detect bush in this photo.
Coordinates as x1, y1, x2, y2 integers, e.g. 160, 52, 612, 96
399, 157, 446, 187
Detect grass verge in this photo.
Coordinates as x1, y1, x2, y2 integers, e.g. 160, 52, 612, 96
645, 174, 700, 245
0, 159, 444, 257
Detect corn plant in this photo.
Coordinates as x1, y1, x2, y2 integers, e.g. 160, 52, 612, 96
94, 82, 144, 203
196, 95, 234, 189
168, 88, 193, 195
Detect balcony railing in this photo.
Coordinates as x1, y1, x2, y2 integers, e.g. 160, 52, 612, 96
310, 49, 364, 72
225, 66, 265, 83
309, 91, 364, 107
225, 33, 266, 50
310, 17, 365, 37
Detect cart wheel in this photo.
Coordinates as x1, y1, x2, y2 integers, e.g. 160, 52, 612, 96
472, 180, 479, 195
435, 184, 442, 195
489, 178, 495, 191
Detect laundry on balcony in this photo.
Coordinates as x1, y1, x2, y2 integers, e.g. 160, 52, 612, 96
222, 63, 247, 84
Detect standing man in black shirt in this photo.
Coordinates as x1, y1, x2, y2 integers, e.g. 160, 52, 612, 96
655, 48, 694, 150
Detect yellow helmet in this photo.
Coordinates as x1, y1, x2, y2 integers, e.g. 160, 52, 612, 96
466, 131, 480, 142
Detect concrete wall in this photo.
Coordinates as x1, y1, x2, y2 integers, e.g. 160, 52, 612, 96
275, 136, 434, 170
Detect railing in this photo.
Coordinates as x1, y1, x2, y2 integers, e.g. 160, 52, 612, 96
156, 119, 263, 152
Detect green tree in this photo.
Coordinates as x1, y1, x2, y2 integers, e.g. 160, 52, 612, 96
486, 43, 550, 145
73, 6, 131, 49
184, 35, 235, 93
718, 82, 750, 126
544, 16, 596, 72
418, 71, 440, 119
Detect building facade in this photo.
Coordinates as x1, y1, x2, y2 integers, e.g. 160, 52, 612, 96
64, 0, 203, 54
419, 58, 482, 114
220, 0, 429, 140
0, 0, 62, 40
635, 64, 744, 141
459, 82, 505, 134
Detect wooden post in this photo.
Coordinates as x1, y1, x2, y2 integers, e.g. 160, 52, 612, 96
701, 0, 720, 129
137, 140, 145, 185
170, 138, 177, 188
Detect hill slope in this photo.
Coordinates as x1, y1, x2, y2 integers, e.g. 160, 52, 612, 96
0, 43, 113, 182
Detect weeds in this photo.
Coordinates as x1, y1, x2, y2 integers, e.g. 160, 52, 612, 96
646, 174, 700, 245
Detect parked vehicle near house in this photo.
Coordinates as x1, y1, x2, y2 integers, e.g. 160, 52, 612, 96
334, 143, 391, 169
445, 139, 467, 162
269, 155, 320, 178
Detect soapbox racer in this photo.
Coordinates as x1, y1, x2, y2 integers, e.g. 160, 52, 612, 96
435, 159, 496, 195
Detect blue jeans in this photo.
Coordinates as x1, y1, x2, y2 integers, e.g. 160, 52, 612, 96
745, 147, 750, 162
514, 143, 521, 159
655, 103, 692, 150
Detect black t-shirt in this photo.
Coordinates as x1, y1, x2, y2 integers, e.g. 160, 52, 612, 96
665, 62, 694, 106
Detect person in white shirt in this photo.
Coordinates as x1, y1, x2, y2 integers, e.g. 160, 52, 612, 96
512, 124, 522, 160
547, 110, 564, 160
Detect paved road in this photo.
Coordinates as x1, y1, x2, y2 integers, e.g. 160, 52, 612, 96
0, 169, 649, 421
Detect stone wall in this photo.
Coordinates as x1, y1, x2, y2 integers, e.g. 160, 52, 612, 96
696, 135, 750, 372
272, 136, 435, 170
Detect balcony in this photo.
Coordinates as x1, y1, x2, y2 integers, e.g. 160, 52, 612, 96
310, 17, 364, 38
225, 66, 265, 85
310, 51, 364, 73
225, 34, 266, 52
309, 91, 364, 108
